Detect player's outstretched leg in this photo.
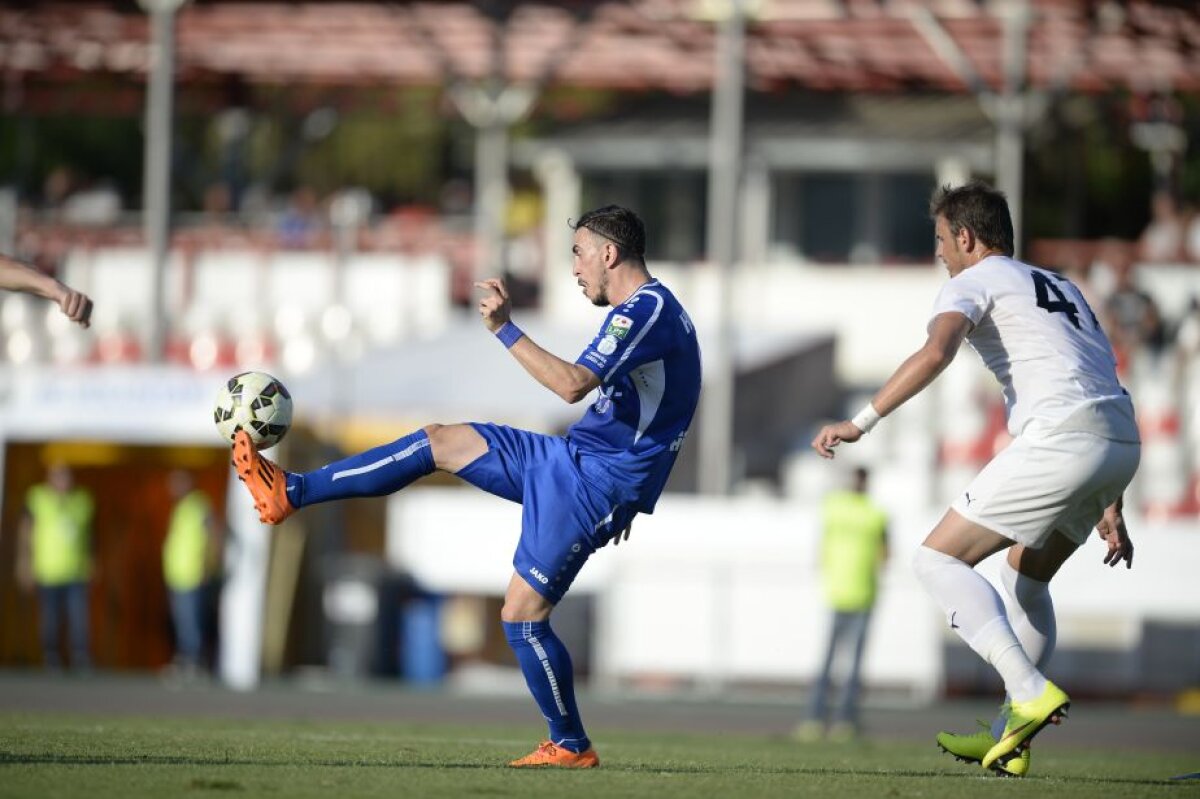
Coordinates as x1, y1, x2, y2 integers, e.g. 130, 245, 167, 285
232, 430, 294, 524
231, 428, 439, 525
981, 681, 1069, 770
937, 719, 1030, 777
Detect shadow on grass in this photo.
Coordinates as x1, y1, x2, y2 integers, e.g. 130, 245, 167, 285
0, 752, 1182, 787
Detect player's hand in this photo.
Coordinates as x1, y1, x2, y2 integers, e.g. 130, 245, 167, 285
811, 420, 864, 459
56, 285, 93, 328
1096, 501, 1133, 569
474, 278, 511, 333
611, 518, 633, 547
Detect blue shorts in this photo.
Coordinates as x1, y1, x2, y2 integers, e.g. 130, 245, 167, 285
456, 423, 635, 604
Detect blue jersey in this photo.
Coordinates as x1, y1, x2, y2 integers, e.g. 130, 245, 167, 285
568, 279, 701, 513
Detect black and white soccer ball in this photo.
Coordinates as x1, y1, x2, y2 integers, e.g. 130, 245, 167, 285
213, 371, 293, 450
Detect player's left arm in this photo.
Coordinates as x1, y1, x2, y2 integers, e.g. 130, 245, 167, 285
475, 278, 600, 403
812, 312, 971, 458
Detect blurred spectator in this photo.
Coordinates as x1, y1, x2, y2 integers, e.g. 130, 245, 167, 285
162, 470, 222, 679
41, 166, 76, 213
16, 464, 95, 672
1184, 203, 1200, 263
795, 467, 889, 743
276, 186, 324, 248
1104, 259, 1168, 369
61, 178, 121, 227
202, 182, 234, 218
1138, 190, 1185, 263
504, 184, 545, 308
1175, 296, 1200, 385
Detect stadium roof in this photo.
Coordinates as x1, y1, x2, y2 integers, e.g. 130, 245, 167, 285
1, 0, 1197, 101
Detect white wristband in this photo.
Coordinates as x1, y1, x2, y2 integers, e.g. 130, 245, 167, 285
851, 402, 882, 434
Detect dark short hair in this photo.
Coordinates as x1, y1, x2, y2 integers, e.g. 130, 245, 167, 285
929, 181, 1015, 257
571, 205, 646, 261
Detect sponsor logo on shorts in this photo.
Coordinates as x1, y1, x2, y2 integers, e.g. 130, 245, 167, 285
529, 567, 549, 585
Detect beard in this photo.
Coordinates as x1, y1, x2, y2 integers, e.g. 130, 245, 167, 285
589, 273, 610, 306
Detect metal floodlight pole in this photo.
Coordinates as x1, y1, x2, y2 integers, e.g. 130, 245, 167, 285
698, 0, 745, 496
140, 0, 186, 362
475, 117, 508, 281
995, 0, 1030, 256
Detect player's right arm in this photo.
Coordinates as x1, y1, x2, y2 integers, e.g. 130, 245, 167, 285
0, 254, 93, 327
475, 278, 600, 403
812, 312, 970, 458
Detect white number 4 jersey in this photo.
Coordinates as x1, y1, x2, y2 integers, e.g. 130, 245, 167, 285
931, 255, 1138, 441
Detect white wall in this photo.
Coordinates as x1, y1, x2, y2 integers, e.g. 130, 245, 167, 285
387, 488, 1200, 695
545, 262, 948, 384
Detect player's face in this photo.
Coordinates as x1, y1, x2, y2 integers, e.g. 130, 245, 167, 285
934, 215, 968, 277
572, 228, 611, 306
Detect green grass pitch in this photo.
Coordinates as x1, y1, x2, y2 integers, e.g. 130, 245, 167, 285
0, 713, 1196, 798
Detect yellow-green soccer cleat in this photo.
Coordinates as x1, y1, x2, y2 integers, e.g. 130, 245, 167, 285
981, 681, 1070, 771
936, 722, 1030, 777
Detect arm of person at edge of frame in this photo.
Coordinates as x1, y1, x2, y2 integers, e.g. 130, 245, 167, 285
1096, 494, 1133, 569
475, 277, 601, 404
811, 312, 972, 459
0, 254, 93, 327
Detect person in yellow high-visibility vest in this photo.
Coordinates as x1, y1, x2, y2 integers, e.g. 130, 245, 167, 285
796, 467, 889, 743
162, 470, 221, 676
17, 464, 95, 671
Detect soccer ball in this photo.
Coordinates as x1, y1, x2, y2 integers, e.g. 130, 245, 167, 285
213, 371, 293, 450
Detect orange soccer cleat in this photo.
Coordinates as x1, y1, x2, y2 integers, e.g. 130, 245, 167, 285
508, 740, 600, 769
231, 429, 294, 525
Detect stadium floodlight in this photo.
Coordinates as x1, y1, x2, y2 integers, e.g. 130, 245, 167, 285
137, 0, 190, 362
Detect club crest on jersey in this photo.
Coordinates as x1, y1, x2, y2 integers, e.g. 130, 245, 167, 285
605, 314, 634, 339
597, 335, 619, 355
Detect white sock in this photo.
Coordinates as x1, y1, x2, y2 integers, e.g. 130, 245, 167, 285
992, 560, 1057, 737
912, 546, 1047, 704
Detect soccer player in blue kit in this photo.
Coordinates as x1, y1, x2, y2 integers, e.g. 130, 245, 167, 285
232, 205, 701, 768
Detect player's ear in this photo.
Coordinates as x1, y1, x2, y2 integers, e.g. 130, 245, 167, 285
958, 225, 974, 253
605, 241, 619, 267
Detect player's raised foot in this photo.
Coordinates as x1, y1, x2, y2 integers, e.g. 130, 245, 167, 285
508, 740, 600, 768
936, 722, 1030, 777
981, 681, 1069, 771
231, 429, 294, 525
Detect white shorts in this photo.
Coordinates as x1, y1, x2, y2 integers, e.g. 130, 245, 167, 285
951, 431, 1140, 548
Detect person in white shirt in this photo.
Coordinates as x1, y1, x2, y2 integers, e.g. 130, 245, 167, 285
812, 181, 1140, 777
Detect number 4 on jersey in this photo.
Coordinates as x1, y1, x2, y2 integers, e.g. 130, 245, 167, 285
1031, 271, 1098, 330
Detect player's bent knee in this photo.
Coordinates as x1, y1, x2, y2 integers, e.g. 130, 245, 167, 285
425, 423, 488, 473
501, 577, 554, 623
912, 544, 960, 581
500, 600, 552, 624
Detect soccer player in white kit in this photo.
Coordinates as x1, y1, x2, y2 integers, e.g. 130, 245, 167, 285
812, 182, 1140, 776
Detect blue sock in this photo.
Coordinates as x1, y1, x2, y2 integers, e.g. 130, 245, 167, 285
502, 620, 590, 753
285, 430, 435, 508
